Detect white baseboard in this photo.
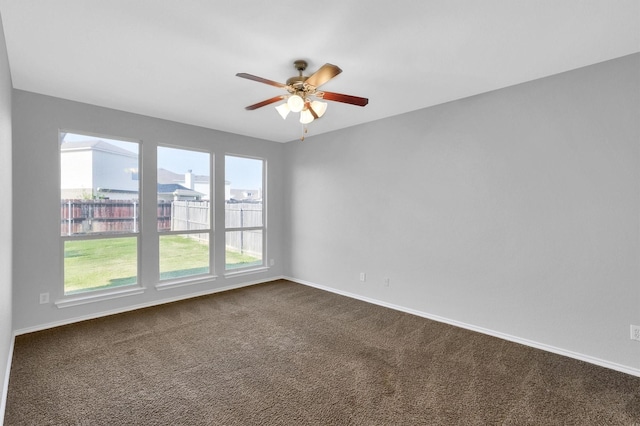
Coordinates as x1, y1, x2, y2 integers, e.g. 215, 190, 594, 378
284, 276, 640, 379
0, 333, 15, 426
14, 276, 286, 336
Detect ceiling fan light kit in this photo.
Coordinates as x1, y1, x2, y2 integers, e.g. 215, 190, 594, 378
310, 100, 327, 117
237, 60, 368, 140
275, 103, 290, 120
287, 94, 305, 113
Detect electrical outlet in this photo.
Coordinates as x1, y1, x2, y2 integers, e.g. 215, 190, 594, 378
39, 293, 49, 304
359, 272, 366, 282
384, 277, 390, 287
269, 259, 275, 266
631, 325, 640, 341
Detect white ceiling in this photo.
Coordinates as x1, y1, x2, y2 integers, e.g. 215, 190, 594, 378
1, 1, 638, 143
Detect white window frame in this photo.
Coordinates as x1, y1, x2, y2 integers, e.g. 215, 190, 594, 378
155, 144, 217, 290
224, 154, 268, 276
58, 130, 144, 305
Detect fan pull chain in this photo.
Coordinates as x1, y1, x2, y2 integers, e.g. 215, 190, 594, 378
300, 125, 308, 141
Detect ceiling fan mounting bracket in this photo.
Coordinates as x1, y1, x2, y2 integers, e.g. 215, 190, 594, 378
293, 60, 308, 73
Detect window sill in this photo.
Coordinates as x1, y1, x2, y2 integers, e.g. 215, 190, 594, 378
155, 274, 217, 291
223, 266, 270, 279
55, 286, 146, 309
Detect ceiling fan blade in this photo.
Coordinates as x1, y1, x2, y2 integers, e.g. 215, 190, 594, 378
305, 63, 342, 88
245, 95, 285, 110
319, 91, 369, 107
236, 73, 287, 89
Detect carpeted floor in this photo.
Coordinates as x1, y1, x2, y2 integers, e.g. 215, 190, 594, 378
5, 279, 640, 425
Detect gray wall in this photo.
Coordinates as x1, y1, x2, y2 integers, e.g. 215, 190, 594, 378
0, 12, 12, 418
284, 54, 640, 373
12, 91, 285, 331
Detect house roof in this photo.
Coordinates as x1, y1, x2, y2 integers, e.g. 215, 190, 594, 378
157, 183, 187, 193
157, 183, 204, 198
157, 168, 209, 185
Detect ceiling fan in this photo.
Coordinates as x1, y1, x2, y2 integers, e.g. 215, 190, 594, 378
236, 60, 368, 139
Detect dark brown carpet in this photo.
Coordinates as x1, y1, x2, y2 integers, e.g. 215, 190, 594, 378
5, 279, 640, 425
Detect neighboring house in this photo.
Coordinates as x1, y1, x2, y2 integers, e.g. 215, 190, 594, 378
60, 140, 138, 200
157, 183, 205, 201
228, 188, 262, 202
157, 171, 258, 203
158, 168, 210, 200
61, 141, 208, 201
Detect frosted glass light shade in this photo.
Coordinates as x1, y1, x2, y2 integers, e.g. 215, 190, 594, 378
287, 94, 304, 112
299, 109, 315, 124
275, 103, 290, 119
310, 101, 327, 117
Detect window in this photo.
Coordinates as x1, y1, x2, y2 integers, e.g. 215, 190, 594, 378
158, 146, 212, 281
225, 155, 265, 270
60, 132, 140, 295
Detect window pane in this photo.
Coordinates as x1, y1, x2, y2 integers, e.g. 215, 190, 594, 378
165, 200, 210, 231
61, 133, 139, 236
159, 234, 210, 280
225, 156, 263, 227
225, 230, 263, 270
64, 237, 137, 295
225, 155, 264, 271
158, 146, 210, 231
224, 202, 263, 229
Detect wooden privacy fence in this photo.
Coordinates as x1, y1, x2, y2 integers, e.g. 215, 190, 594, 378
224, 229, 263, 257
167, 200, 210, 242
224, 202, 263, 257
61, 199, 139, 235
224, 203, 262, 228
62, 199, 263, 257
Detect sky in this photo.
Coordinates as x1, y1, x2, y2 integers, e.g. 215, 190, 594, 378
63, 132, 262, 189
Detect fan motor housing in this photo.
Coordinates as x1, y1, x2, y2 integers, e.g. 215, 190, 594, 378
286, 75, 307, 88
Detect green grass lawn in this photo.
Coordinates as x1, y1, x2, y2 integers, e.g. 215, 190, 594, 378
64, 235, 261, 294
225, 250, 263, 270
159, 234, 209, 280
64, 237, 138, 294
